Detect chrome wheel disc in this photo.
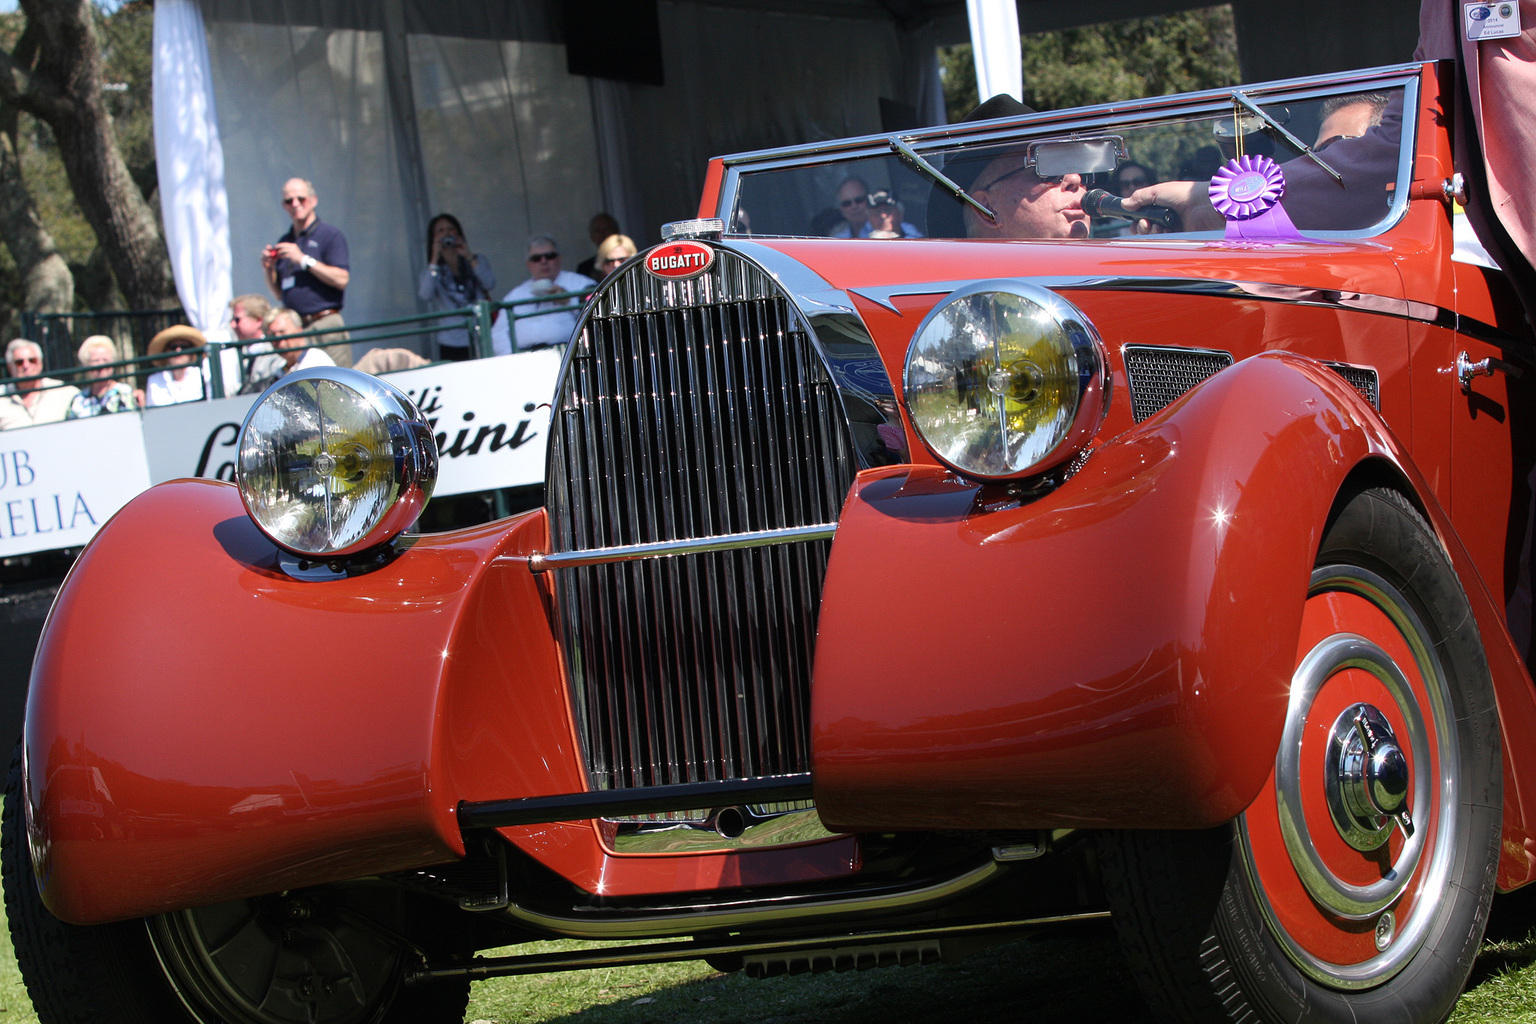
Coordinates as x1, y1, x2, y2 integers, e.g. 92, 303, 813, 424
1238, 565, 1457, 989
148, 894, 404, 1024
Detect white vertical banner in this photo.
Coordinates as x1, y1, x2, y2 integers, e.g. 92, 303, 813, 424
966, 0, 1023, 105
153, 0, 233, 334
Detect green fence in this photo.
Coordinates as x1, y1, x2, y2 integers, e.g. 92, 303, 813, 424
5, 289, 593, 403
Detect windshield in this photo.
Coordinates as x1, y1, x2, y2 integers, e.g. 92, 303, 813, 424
725, 85, 1407, 242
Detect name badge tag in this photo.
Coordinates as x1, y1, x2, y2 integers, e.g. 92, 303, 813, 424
1465, 1, 1521, 40
280, 276, 295, 291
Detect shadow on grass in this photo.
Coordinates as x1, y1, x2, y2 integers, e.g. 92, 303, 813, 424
502, 921, 1155, 1024
1465, 884, 1536, 990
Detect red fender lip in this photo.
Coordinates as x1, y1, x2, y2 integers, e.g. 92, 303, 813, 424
810, 354, 1426, 831
24, 479, 552, 925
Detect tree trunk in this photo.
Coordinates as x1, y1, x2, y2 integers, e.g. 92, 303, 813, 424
5, 0, 175, 312
0, 128, 73, 315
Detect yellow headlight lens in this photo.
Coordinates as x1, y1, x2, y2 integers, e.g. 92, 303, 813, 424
904, 282, 1107, 479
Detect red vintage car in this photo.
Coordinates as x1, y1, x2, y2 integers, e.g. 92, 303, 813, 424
10, 60, 1535, 1024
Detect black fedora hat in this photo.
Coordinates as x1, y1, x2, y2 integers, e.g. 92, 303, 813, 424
926, 94, 1039, 236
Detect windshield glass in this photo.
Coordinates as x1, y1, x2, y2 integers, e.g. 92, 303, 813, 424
726, 85, 1406, 241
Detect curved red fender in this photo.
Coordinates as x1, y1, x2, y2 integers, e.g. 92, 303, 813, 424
811, 352, 1536, 884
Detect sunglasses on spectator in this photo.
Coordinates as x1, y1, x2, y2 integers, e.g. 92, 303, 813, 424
1117, 175, 1150, 189
838, 197, 865, 208
528, 251, 559, 262
11, 355, 40, 365
166, 343, 196, 352
282, 196, 312, 206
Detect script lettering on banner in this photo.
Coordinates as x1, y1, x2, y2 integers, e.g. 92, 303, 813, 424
140, 350, 560, 498
0, 415, 152, 559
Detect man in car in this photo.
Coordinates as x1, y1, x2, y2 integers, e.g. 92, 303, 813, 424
962, 154, 1090, 240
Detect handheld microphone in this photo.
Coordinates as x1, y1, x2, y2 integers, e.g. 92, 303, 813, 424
1083, 189, 1182, 232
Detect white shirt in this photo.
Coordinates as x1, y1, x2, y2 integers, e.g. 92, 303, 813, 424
145, 365, 209, 407
490, 271, 595, 355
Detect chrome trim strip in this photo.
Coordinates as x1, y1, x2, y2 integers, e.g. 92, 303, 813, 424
525, 523, 838, 573
411, 911, 1113, 980
498, 861, 1011, 939
611, 804, 834, 853
853, 276, 1524, 355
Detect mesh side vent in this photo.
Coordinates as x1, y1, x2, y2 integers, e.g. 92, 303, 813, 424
1123, 346, 1234, 423
1325, 362, 1380, 409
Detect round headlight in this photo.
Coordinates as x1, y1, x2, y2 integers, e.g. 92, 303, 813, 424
903, 281, 1108, 480
237, 367, 438, 558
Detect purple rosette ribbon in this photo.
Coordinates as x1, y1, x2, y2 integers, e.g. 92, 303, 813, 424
1208, 155, 1303, 242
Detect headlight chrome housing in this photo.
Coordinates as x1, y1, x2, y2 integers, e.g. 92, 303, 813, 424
237, 367, 438, 559
903, 281, 1108, 480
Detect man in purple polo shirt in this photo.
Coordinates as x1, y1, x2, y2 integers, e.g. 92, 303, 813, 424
261, 177, 353, 366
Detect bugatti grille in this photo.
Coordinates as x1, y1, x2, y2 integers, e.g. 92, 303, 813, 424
546, 250, 857, 791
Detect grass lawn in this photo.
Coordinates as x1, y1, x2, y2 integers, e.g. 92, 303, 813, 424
0, 891, 1534, 1023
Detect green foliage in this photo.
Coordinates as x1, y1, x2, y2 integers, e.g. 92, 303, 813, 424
939, 5, 1241, 123
0, 0, 154, 319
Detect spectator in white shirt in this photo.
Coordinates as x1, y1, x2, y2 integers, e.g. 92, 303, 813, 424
145, 326, 210, 407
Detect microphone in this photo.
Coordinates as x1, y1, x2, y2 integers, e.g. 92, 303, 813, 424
1083, 188, 1182, 232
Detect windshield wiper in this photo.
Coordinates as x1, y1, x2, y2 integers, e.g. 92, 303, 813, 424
1229, 90, 1343, 187
889, 135, 996, 224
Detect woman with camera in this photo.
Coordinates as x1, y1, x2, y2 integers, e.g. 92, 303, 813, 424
417, 213, 496, 361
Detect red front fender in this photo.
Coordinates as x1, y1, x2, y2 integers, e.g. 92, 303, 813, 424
24, 480, 567, 925
811, 352, 1513, 833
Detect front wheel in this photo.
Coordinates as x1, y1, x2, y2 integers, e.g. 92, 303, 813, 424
2, 743, 470, 1024
1100, 486, 1502, 1023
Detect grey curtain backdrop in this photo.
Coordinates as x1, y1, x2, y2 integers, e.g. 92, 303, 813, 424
196, 0, 935, 342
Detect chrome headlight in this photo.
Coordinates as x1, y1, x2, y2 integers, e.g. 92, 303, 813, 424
903, 281, 1108, 480
237, 367, 438, 558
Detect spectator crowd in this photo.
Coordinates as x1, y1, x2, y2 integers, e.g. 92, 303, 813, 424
1, 175, 642, 430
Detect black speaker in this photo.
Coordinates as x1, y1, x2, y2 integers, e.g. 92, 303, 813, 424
561, 1, 664, 86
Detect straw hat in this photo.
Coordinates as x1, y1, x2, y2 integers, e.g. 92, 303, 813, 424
148, 325, 206, 357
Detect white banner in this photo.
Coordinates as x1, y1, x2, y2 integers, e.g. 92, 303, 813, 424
0, 415, 153, 558
3, 351, 562, 558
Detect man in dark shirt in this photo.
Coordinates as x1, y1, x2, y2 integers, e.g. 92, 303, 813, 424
261, 177, 353, 366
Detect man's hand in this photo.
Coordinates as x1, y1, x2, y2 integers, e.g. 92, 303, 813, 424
1123, 181, 1224, 233
272, 241, 305, 264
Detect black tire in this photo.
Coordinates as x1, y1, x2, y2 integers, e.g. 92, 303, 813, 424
1099, 486, 1502, 1024
2, 742, 471, 1024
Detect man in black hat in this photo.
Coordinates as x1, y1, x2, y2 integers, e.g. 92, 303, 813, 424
929, 94, 1090, 240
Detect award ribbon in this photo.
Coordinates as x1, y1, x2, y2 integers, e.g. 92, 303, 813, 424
1208, 155, 1303, 242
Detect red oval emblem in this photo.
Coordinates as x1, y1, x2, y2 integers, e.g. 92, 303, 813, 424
644, 241, 715, 280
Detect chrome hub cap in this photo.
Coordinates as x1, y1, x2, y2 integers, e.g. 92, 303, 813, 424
1325, 703, 1415, 852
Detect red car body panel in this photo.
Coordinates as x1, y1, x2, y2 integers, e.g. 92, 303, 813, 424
25, 61, 1536, 930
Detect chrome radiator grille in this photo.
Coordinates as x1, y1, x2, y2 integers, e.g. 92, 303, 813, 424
546, 249, 857, 791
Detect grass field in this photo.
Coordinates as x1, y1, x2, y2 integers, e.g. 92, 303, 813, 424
0, 891, 1534, 1023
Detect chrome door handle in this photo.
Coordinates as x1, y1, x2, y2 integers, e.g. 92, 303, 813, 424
1456, 350, 1520, 393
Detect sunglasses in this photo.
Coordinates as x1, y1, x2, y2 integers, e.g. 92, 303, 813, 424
1117, 176, 1150, 189
974, 163, 1047, 193
528, 251, 559, 262
282, 196, 311, 206
166, 343, 196, 352
11, 355, 40, 365
1315, 134, 1360, 152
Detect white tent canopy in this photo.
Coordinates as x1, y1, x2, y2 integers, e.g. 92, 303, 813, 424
154, 0, 1420, 344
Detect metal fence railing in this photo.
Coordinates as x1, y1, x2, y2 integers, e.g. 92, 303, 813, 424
3, 287, 597, 412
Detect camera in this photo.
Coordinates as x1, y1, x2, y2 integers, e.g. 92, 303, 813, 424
440, 235, 459, 248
